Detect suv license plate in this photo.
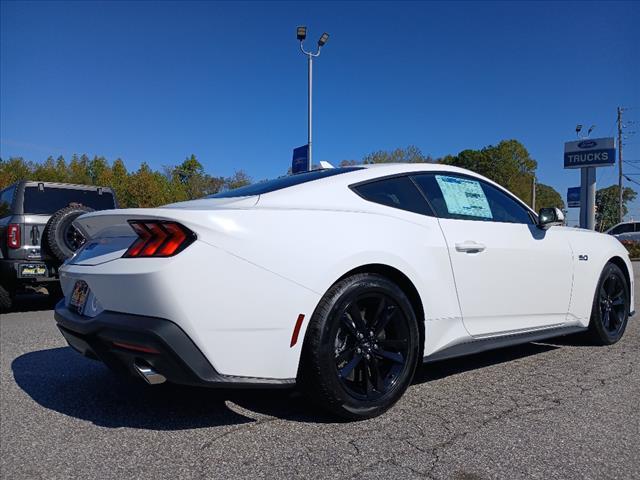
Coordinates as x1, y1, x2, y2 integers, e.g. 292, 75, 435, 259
70, 280, 90, 315
20, 264, 47, 277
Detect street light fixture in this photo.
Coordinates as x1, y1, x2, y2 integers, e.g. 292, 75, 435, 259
297, 26, 330, 171
318, 32, 329, 47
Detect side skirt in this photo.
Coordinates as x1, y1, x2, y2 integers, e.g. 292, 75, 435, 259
423, 325, 587, 364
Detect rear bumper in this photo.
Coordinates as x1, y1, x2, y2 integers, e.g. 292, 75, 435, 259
54, 300, 295, 388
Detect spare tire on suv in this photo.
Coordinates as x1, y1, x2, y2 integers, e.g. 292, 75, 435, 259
44, 205, 94, 263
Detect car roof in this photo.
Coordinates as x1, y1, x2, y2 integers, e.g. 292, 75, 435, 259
255, 162, 536, 215
1, 180, 114, 192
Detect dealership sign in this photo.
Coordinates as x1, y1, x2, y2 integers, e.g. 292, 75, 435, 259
292, 145, 309, 174
567, 187, 580, 208
564, 137, 615, 169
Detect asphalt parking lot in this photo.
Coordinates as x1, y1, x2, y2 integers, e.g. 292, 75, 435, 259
1, 271, 639, 480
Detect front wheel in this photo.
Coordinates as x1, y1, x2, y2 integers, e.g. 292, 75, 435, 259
587, 262, 630, 345
300, 274, 420, 420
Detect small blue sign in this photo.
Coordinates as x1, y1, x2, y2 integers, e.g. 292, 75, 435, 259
292, 145, 309, 174
567, 187, 581, 208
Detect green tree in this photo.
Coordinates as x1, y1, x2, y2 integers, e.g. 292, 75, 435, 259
596, 185, 637, 232
169, 154, 226, 199
88, 156, 110, 185
363, 145, 433, 164
32, 156, 63, 182
55, 156, 69, 181
442, 139, 537, 203
0, 157, 33, 188
67, 154, 91, 184
127, 162, 173, 208
535, 183, 565, 210
110, 158, 130, 207
223, 170, 252, 191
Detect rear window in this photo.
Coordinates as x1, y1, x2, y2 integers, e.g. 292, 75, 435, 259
208, 168, 362, 198
352, 176, 432, 215
23, 186, 116, 214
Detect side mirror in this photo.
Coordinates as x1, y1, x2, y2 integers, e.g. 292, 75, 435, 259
538, 207, 565, 229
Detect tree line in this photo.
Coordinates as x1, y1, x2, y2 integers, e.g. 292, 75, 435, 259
0, 154, 251, 208
1, 138, 634, 230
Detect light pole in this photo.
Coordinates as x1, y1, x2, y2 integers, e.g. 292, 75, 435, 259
297, 26, 329, 171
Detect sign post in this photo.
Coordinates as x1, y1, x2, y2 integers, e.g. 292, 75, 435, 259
564, 137, 615, 229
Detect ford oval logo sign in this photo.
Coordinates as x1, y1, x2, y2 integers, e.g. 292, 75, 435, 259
578, 140, 597, 149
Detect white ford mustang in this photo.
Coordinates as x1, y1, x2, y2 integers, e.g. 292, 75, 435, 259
55, 163, 634, 419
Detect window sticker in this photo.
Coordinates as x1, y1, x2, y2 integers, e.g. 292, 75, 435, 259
435, 175, 493, 219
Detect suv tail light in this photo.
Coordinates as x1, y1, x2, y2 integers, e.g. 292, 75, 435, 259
7, 224, 20, 249
123, 220, 195, 258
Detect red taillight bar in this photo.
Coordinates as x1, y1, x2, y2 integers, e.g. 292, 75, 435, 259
7, 224, 20, 249
123, 220, 195, 258
112, 341, 160, 354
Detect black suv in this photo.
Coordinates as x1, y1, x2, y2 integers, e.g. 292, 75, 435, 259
0, 181, 117, 310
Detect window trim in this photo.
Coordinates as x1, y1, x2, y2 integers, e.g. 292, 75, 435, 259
348, 172, 437, 217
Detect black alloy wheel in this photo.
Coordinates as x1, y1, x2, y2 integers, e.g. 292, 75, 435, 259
300, 273, 419, 420
588, 262, 629, 345
64, 224, 86, 252
599, 272, 626, 336
334, 293, 411, 400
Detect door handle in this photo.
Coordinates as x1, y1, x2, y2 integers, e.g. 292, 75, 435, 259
455, 241, 486, 253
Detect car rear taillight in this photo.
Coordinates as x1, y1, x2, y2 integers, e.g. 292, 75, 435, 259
7, 224, 20, 249
123, 220, 195, 258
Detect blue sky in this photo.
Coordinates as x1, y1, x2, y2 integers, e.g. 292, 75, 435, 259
1, 1, 639, 223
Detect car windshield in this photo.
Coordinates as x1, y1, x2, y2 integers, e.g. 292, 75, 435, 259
208, 168, 362, 198
23, 186, 116, 214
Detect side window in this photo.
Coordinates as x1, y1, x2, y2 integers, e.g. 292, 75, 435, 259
481, 181, 535, 224
612, 223, 633, 234
0, 186, 15, 218
352, 176, 432, 215
412, 173, 534, 225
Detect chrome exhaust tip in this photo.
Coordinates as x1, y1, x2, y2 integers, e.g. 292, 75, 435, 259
134, 362, 167, 385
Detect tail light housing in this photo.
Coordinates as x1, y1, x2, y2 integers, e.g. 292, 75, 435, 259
7, 224, 20, 249
123, 220, 195, 258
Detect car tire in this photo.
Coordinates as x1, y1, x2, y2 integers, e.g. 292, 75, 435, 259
587, 262, 629, 345
299, 273, 420, 420
0, 284, 13, 312
44, 205, 94, 263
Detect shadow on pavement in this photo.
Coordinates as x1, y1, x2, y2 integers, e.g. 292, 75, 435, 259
415, 341, 559, 383
13, 341, 561, 429
11, 347, 332, 429
7, 291, 60, 313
